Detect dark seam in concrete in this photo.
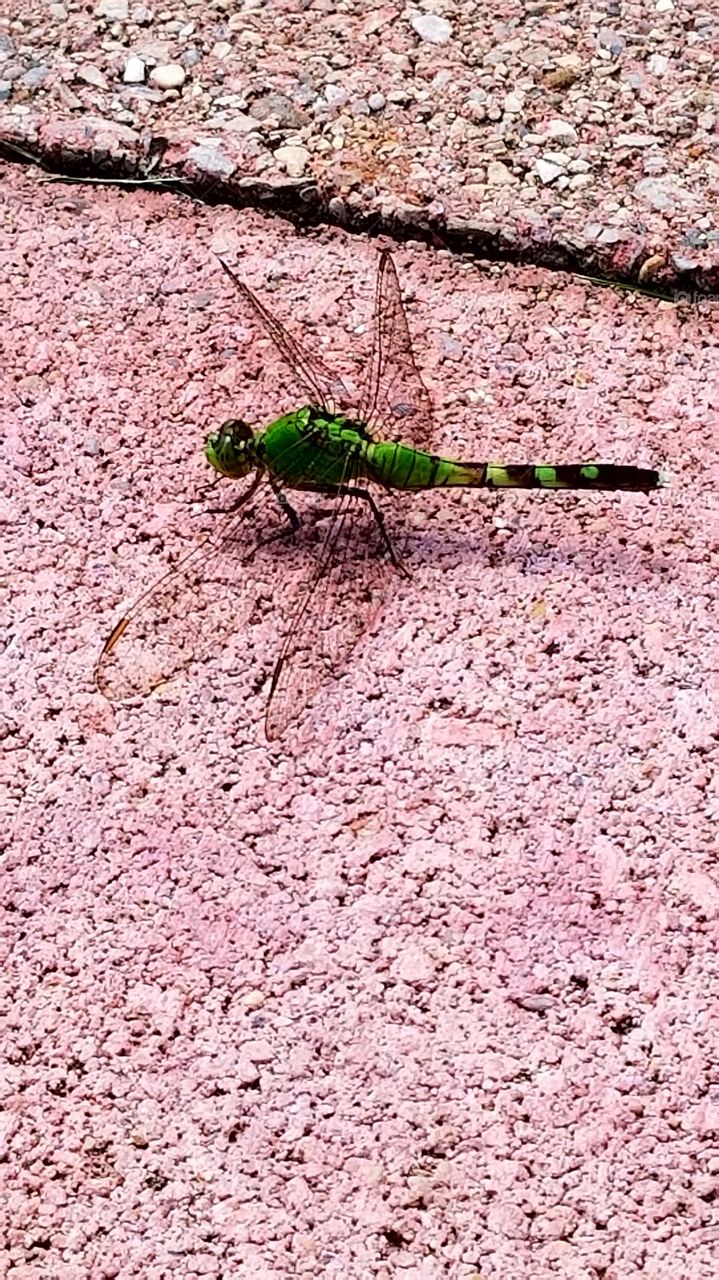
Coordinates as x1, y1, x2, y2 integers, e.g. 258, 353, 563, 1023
1, 139, 717, 303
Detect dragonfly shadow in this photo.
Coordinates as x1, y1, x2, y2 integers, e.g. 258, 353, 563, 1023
403, 517, 671, 583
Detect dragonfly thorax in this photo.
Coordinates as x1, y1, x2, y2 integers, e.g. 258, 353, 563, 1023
205, 418, 261, 478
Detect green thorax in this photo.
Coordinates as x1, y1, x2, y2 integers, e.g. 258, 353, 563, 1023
205, 405, 472, 491
204, 407, 366, 486
260, 407, 371, 488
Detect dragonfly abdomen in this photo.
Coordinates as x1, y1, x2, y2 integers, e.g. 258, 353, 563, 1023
367, 445, 666, 493
365, 441, 475, 489
465, 463, 667, 492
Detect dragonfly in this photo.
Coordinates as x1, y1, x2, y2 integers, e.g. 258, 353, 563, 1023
96, 250, 667, 740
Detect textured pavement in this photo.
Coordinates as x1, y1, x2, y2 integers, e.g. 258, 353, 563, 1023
2, 5, 719, 1279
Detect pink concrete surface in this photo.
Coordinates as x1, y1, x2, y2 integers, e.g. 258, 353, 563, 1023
2, 163, 719, 1277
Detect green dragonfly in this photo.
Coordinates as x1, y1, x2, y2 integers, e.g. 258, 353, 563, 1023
96, 251, 667, 739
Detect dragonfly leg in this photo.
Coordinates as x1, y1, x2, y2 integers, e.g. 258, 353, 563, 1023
249, 477, 302, 553
309, 482, 407, 575
268, 477, 301, 532
188, 474, 223, 509
202, 469, 266, 517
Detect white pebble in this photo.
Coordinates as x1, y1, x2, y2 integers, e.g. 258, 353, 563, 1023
411, 13, 453, 44
647, 53, 669, 75
486, 160, 518, 185
655, 0, 673, 10
504, 92, 524, 113
95, 0, 128, 18
149, 63, 186, 90
324, 83, 348, 107
614, 132, 657, 147
545, 118, 579, 143
534, 158, 563, 184
368, 92, 385, 111
123, 56, 146, 84
273, 144, 310, 177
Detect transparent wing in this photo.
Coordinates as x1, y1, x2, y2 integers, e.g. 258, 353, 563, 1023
217, 257, 351, 413
95, 474, 289, 701
359, 250, 436, 450
265, 479, 403, 741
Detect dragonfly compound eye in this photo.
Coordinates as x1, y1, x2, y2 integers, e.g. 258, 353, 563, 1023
204, 419, 256, 478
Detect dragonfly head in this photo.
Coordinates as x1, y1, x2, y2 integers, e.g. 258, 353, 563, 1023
205, 419, 258, 478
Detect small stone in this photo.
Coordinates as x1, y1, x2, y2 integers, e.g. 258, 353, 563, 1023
655, 0, 673, 10
95, 0, 128, 18
597, 226, 627, 244
22, 65, 49, 89
568, 173, 591, 190
544, 66, 581, 89
76, 64, 109, 89
211, 41, 232, 59
187, 144, 235, 178
504, 91, 524, 113
568, 157, 590, 173
221, 113, 258, 135
250, 91, 307, 128
0, 80, 11, 101
534, 158, 564, 183
514, 993, 557, 1012
521, 44, 551, 67
324, 83, 348, 107
487, 160, 518, 186
598, 28, 625, 56
49, 3, 68, 16
235, 1058, 261, 1087
671, 254, 701, 271
544, 118, 578, 143
368, 91, 385, 111
632, 179, 675, 211
411, 14, 453, 44
614, 132, 657, 147
327, 196, 347, 220
273, 144, 310, 177
149, 63, 186, 90
543, 150, 570, 167
647, 53, 669, 75
243, 1039, 274, 1063
240, 989, 266, 1009
123, 55, 145, 84
57, 82, 82, 109
392, 944, 437, 985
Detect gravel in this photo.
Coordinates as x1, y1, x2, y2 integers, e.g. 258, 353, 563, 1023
0, 0, 716, 287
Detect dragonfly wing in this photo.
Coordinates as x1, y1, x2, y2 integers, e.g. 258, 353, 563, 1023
217, 257, 351, 413
359, 250, 436, 450
96, 474, 289, 701
264, 482, 402, 741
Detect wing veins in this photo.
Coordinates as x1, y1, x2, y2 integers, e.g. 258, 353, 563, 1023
265, 453, 395, 741
217, 257, 349, 411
